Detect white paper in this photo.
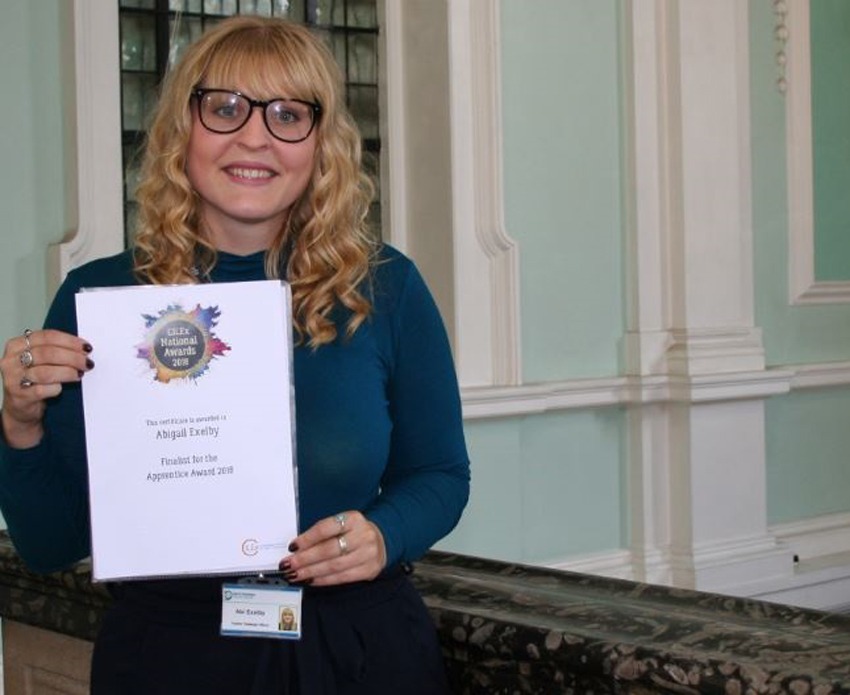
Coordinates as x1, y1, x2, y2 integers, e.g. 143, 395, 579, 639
75, 280, 297, 582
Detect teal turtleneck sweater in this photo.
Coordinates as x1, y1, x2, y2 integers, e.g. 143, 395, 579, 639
0, 245, 470, 584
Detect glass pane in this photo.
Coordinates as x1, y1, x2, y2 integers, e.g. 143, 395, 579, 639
362, 147, 379, 181
121, 0, 155, 8
121, 14, 157, 72
169, 17, 205, 69
171, 0, 204, 10
125, 201, 139, 246
255, 0, 274, 15
275, 0, 301, 17
348, 85, 378, 140
328, 31, 346, 73
205, 0, 224, 14
362, 149, 380, 209
313, 0, 343, 27
122, 73, 159, 131
348, 33, 376, 84
347, 0, 376, 28
123, 144, 143, 203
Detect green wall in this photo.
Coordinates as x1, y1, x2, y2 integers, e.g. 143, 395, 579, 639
438, 408, 626, 563
751, 0, 850, 366
441, 0, 630, 563
0, 2, 68, 345
0, 2, 68, 530
766, 389, 850, 525
811, 0, 850, 281
501, 0, 625, 382
750, 0, 850, 523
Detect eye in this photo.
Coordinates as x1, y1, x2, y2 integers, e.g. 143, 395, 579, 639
213, 103, 241, 119
268, 101, 309, 127
203, 93, 246, 121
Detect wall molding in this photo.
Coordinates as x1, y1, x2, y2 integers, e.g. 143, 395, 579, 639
549, 518, 850, 612
786, 361, 850, 390
460, 359, 850, 420
379, 0, 407, 253
786, 0, 850, 304
547, 549, 635, 581
461, 367, 795, 420
47, 1, 124, 294
448, 0, 521, 388
771, 511, 850, 560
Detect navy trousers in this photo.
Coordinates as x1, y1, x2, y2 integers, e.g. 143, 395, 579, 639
90, 569, 450, 694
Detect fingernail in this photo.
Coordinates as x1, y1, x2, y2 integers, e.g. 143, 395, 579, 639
85, 358, 95, 370
82, 343, 93, 353
78, 370, 85, 379
283, 570, 298, 581
288, 542, 298, 552
279, 560, 291, 572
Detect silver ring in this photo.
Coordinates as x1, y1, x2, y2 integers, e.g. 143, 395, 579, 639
20, 376, 34, 389
19, 350, 34, 368
337, 535, 349, 556
23, 329, 33, 350
334, 513, 347, 531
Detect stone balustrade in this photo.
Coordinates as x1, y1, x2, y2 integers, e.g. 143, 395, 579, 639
1, 534, 849, 693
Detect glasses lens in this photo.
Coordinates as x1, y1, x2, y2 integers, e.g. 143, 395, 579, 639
266, 100, 316, 142
199, 91, 249, 133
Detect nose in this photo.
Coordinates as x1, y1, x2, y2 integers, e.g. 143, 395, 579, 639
237, 106, 271, 145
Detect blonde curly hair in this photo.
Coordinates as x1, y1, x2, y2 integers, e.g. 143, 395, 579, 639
132, 16, 376, 347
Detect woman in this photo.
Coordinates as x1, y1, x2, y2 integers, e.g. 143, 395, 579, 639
0, 16, 469, 694
279, 607, 297, 632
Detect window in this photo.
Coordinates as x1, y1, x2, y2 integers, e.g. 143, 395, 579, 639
118, 0, 380, 242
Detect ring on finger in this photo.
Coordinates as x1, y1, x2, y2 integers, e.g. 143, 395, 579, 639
20, 376, 35, 389
334, 512, 347, 531
23, 329, 33, 350
19, 349, 34, 369
337, 535, 350, 556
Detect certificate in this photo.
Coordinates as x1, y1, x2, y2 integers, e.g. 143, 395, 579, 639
75, 280, 298, 582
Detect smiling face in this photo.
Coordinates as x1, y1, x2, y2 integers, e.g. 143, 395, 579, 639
186, 84, 317, 255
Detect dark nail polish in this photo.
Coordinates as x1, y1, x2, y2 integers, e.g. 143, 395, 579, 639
85, 358, 95, 370
283, 570, 298, 581
78, 370, 85, 379
279, 560, 291, 572
288, 542, 298, 552
83, 343, 93, 353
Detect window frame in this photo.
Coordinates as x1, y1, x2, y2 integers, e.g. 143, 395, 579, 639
49, 1, 124, 295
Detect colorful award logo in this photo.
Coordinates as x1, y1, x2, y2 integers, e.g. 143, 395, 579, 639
136, 304, 231, 383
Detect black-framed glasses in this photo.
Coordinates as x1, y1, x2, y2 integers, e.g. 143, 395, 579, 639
192, 88, 322, 143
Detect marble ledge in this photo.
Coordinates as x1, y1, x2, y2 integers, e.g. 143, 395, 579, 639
1, 533, 850, 693
412, 553, 850, 694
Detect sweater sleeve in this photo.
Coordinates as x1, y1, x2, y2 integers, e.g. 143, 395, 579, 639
364, 262, 470, 565
0, 272, 92, 573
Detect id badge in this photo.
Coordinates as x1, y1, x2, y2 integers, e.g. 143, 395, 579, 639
220, 581, 303, 640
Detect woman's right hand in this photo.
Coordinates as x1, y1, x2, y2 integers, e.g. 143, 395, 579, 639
0, 329, 94, 449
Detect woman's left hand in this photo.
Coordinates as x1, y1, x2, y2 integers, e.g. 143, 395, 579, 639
280, 511, 387, 586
